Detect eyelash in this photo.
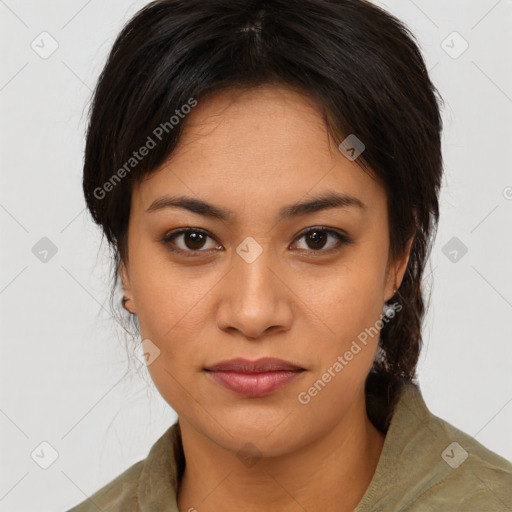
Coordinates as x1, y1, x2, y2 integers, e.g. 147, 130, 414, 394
160, 226, 353, 258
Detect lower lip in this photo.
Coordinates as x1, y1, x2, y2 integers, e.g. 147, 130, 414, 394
205, 370, 304, 397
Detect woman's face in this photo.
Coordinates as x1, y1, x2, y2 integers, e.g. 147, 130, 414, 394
121, 84, 410, 456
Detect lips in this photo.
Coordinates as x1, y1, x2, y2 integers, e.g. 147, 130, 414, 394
204, 357, 304, 373
204, 357, 305, 397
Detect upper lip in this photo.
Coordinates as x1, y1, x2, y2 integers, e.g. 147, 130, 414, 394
205, 357, 305, 373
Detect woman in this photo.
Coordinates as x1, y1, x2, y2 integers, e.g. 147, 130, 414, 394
68, 0, 512, 510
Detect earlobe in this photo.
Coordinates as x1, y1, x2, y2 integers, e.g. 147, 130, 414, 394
119, 261, 136, 314
122, 295, 134, 313
395, 235, 414, 290
386, 235, 414, 302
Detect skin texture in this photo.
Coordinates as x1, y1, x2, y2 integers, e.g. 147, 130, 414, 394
120, 84, 412, 512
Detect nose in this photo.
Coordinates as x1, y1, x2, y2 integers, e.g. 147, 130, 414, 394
215, 242, 294, 340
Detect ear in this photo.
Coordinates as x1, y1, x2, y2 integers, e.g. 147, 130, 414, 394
119, 260, 136, 314
384, 235, 414, 302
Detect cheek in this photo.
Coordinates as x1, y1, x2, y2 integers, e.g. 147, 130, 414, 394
305, 250, 387, 336
129, 242, 212, 336
296, 273, 385, 414
133, 267, 211, 413
295, 250, 388, 402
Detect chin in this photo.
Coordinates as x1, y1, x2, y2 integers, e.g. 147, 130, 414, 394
204, 411, 308, 457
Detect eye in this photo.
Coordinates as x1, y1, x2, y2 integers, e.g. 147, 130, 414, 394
161, 228, 222, 256
291, 226, 353, 253
161, 226, 353, 257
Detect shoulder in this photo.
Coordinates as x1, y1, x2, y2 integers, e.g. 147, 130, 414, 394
65, 422, 181, 512
411, 411, 512, 510
358, 382, 512, 511
397, 384, 512, 510
66, 459, 145, 512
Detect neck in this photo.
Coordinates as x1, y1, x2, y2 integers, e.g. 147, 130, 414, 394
177, 392, 385, 512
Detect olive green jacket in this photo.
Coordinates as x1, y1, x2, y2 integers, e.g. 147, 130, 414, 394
67, 383, 512, 511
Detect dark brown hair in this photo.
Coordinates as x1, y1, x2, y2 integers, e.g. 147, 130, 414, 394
83, 0, 444, 430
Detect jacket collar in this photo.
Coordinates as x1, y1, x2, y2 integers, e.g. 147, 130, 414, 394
137, 421, 182, 512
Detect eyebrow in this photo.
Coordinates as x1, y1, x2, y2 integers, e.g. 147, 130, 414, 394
146, 191, 366, 220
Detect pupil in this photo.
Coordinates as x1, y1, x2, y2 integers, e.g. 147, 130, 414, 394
308, 231, 326, 249
186, 232, 205, 250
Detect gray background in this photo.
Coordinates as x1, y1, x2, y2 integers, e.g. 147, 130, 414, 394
1, 1, 511, 510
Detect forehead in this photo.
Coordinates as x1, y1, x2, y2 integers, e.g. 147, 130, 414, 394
175, 84, 332, 156
133, 84, 385, 217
